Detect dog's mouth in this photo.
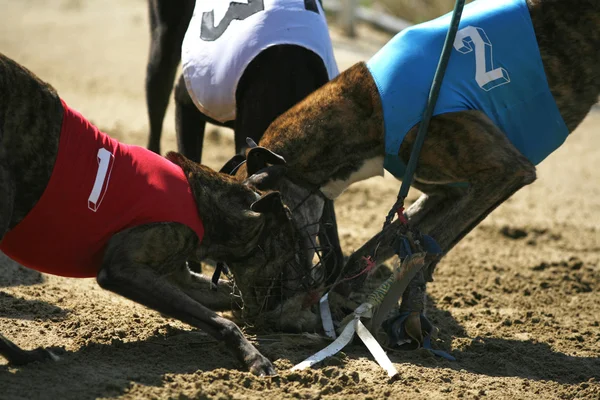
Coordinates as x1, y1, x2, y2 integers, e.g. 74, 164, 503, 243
224, 208, 336, 320
216, 151, 337, 324
228, 206, 334, 322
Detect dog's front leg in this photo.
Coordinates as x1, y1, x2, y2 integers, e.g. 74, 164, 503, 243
97, 222, 275, 376
332, 188, 453, 345
169, 267, 237, 312
392, 111, 536, 344
325, 185, 457, 299
0, 333, 59, 365
341, 111, 537, 343
399, 111, 537, 260
334, 219, 404, 296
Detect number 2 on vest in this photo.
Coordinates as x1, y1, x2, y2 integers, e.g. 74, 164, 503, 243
454, 26, 510, 91
88, 148, 114, 212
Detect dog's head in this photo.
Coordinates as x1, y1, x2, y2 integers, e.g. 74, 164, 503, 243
242, 146, 326, 279
231, 63, 386, 285
167, 151, 310, 314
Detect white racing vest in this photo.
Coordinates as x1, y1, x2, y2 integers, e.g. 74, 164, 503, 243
181, 0, 339, 123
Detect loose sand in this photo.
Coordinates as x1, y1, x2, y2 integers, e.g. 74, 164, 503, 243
0, 1, 598, 398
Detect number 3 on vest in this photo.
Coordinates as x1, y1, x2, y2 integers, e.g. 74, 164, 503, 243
88, 148, 114, 212
454, 26, 510, 91
201, 0, 321, 41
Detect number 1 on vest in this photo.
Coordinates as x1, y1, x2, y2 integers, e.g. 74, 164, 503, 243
88, 148, 114, 212
454, 26, 510, 91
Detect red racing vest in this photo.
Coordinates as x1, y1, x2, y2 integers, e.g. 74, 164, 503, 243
0, 100, 205, 278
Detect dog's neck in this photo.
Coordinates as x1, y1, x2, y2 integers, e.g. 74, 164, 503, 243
257, 62, 386, 199
169, 153, 265, 261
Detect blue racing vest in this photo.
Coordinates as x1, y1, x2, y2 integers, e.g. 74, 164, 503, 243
366, 0, 568, 178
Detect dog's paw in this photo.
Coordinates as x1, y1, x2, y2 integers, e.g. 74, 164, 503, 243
28, 347, 61, 363
246, 353, 277, 377
384, 311, 435, 349
10, 347, 60, 366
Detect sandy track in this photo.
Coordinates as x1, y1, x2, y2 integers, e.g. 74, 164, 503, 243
0, 1, 598, 399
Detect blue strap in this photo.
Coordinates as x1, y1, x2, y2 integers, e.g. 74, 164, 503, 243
397, 237, 413, 258
420, 234, 443, 255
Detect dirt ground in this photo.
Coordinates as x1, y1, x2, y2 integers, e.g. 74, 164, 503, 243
0, 0, 598, 399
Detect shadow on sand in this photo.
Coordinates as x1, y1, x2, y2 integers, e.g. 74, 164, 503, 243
277, 295, 598, 386
0, 329, 238, 400
0, 252, 45, 288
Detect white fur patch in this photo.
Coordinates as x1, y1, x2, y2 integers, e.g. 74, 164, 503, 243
320, 156, 384, 199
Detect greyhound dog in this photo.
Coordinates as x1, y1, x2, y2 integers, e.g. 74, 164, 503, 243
0, 52, 303, 375
145, 0, 344, 277
232, 0, 598, 345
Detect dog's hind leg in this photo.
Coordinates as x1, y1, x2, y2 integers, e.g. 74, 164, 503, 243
0, 164, 15, 240
173, 73, 236, 163
145, 0, 194, 154
173, 75, 211, 164
0, 334, 59, 365
0, 166, 60, 366
98, 222, 275, 376
172, 77, 219, 274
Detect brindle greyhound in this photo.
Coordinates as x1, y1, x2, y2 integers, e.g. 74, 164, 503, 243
144, 0, 343, 277
234, 0, 596, 343
0, 52, 302, 375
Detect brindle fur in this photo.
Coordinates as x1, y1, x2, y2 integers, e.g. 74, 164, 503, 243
0, 52, 303, 375
235, 0, 598, 341
145, 0, 343, 280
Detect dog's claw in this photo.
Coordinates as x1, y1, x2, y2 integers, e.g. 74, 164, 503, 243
247, 353, 277, 376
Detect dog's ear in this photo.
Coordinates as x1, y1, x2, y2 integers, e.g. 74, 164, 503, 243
250, 191, 289, 221
219, 154, 247, 175
246, 147, 286, 176
166, 151, 201, 175
166, 151, 189, 167
245, 165, 287, 190
246, 137, 259, 148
